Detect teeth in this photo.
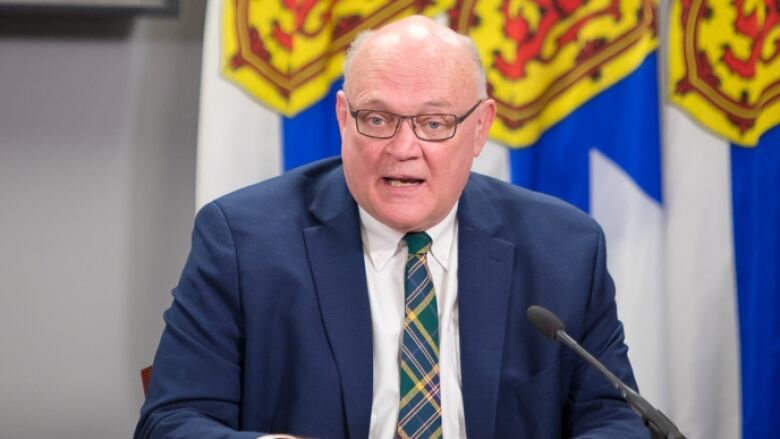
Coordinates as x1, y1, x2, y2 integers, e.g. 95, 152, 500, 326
388, 179, 419, 187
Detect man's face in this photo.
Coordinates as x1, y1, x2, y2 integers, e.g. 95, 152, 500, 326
337, 34, 495, 233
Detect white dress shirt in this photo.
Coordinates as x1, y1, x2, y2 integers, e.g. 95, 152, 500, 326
360, 205, 466, 439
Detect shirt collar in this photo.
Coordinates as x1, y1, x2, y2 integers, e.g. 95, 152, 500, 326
359, 203, 458, 272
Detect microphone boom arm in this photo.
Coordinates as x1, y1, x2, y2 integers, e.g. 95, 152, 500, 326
554, 330, 685, 439
526, 305, 685, 439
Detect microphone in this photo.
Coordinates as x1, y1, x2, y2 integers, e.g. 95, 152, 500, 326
526, 305, 686, 439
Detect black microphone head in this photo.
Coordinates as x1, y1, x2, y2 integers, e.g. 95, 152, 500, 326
527, 305, 565, 340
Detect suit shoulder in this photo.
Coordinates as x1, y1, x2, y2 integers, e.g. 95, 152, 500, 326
197, 157, 343, 226
208, 157, 341, 209
468, 172, 602, 235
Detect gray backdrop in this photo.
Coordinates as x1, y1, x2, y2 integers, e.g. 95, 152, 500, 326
0, 1, 206, 437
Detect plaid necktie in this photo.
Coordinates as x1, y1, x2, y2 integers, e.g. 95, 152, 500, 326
396, 232, 442, 439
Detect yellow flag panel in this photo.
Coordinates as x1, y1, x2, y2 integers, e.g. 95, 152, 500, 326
669, 0, 780, 147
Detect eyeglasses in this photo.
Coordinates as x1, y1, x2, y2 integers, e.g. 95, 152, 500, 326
348, 100, 483, 142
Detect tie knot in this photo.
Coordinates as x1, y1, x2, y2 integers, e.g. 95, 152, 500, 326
404, 232, 432, 255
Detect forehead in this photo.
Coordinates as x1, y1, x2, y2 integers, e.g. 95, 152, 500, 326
346, 34, 476, 110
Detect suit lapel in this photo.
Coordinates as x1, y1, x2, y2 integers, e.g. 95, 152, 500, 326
457, 179, 515, 439
303, 168, 372, 439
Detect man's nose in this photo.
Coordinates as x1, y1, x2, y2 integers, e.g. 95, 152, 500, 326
386, 118, 421, 159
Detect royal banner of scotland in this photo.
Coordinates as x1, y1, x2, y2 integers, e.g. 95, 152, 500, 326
669, 0, 780, 146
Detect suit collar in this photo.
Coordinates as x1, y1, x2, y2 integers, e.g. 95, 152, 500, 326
307, 162, 356, 223
457, 175, 504, 235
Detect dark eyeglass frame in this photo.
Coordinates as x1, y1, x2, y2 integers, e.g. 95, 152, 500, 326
347, 99, 484, 142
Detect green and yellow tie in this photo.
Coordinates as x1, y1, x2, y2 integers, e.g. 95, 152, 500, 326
396, 232, 442, 439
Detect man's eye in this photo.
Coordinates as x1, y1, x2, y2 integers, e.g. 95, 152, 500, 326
361, 112, 391, 126
418, 116, 448, 131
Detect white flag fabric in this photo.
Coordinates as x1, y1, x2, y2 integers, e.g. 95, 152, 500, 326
661, 105, 741, 437
195, 0, 280, 209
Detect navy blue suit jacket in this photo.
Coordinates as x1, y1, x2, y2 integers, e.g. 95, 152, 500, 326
135, 157, 648, 438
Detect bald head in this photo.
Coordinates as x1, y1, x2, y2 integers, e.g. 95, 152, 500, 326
342, 15, 486, 100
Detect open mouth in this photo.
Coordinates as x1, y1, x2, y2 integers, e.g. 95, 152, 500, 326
384, 177, 424, 187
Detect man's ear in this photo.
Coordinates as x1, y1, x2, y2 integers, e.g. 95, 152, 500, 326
473, 98, 497, 157
335, 90, 348, 133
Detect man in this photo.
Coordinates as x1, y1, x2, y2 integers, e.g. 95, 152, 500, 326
136, 15, 647, 439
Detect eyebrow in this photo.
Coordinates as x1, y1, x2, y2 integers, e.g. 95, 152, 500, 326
358, 98, 454, 111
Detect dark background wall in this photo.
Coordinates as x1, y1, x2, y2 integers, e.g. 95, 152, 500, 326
0, 2, 206, 436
